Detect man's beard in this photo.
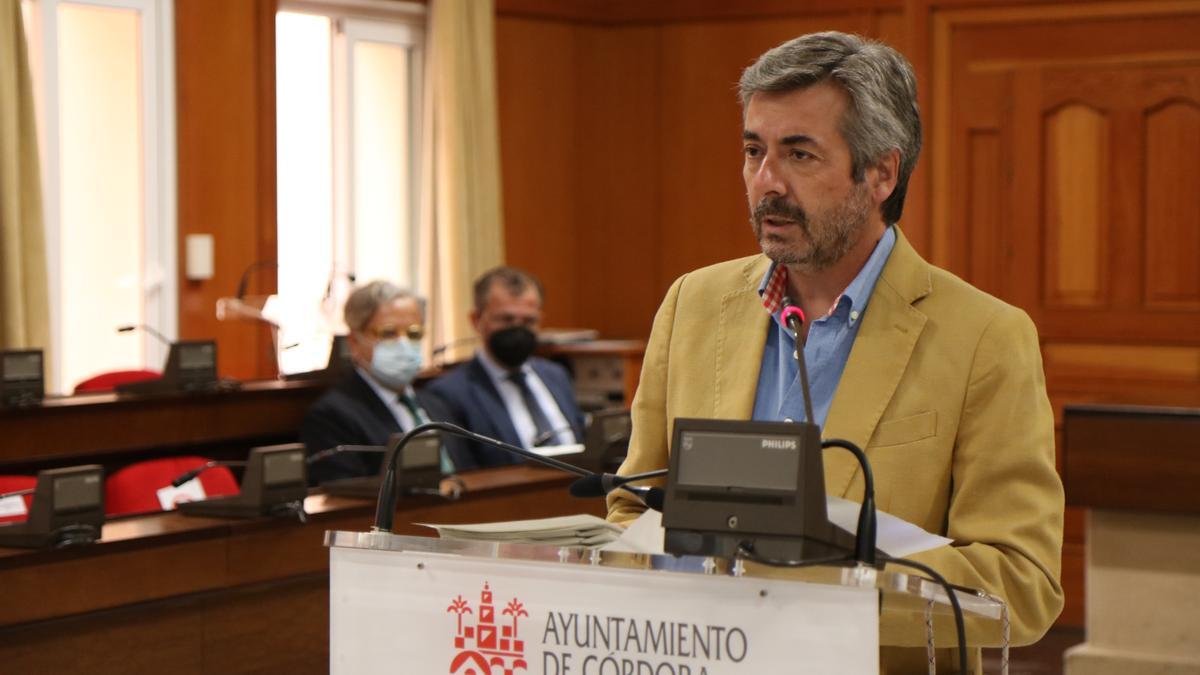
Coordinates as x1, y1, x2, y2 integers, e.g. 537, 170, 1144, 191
750, 183, 872, 272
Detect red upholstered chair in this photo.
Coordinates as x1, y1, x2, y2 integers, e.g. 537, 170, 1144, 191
0, 475, 37, 524
105, 456, 239, 517
74, 369, 162, 394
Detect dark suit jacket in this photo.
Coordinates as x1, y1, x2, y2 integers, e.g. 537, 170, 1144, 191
425, 356, 586, 470
299, 370, 461, 485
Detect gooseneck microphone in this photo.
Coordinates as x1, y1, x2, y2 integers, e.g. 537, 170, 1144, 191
117, 324, 172, 348
430, 336, 480, 363
780, 300, 815, 426
0, 487, 34, 500
169, 460, 248, 488
305, 445, 384, 465
235, 260, 278, 299
372, 421, 634, 533
780, 297, 878, 569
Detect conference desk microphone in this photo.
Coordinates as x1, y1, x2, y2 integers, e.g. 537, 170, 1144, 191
169, 460, 248, 488
371, 421, 661, 533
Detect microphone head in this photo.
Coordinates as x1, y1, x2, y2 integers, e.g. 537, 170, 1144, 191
568, 474, 606, 498
642, 487, 665, 513
116, 325, 136, 333
781, 305, 806, 328
171, 470, 200, 488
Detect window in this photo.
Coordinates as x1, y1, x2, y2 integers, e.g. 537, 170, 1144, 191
275, 2, 424, 374
21, 0, 177, 395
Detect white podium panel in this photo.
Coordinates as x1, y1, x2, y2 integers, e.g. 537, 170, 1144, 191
330, 537, 879, 674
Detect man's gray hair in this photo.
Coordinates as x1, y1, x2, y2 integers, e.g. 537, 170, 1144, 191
738, 31, 921, 225
343, 280, 426, 333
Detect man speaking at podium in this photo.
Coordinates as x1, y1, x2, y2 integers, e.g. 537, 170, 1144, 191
608, 31, 1064, 671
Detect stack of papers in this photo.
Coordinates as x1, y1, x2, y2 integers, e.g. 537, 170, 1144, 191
419, 514, 623, 548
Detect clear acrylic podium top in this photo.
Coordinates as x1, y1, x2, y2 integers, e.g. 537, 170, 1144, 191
325, 530, 1006, 624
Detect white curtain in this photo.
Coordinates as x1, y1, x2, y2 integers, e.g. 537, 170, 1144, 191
419, 0, 505, 363
0, 0, 50, 352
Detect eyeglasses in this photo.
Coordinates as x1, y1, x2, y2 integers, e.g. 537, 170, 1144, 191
364, 324, 425, 341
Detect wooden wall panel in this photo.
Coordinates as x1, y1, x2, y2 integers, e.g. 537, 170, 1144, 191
572, 26, 661, 339
1145, 100, 1200, 309
175, 0, 278, 380
495, 18, 580, 329
929, 0, 1200, 629
964, 130, 1002, 297
1043, 104, 1109, 309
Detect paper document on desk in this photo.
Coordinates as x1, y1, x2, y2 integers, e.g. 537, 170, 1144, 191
530, 443, 584, 458
419, 514, 623, 547
601, 497, 952, 558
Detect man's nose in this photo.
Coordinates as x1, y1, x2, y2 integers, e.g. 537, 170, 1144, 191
748, 153, 787, 198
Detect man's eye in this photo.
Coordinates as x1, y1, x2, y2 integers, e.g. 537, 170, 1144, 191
791, 149, 813, 160
743, 146, 762, 158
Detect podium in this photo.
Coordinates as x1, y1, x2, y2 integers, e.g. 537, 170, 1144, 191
325, 531, 1009, 674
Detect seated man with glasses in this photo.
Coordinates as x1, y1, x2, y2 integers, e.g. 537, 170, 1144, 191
300, 280, 461, 484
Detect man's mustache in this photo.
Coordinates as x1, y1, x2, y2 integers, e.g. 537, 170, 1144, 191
752, 196, 808, 227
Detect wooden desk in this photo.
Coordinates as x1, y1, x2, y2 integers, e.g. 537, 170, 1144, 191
1, 379, 326, 469
0, 465, 605, 673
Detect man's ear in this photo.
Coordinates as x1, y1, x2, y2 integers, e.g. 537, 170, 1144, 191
867, 148, 900, 206
347, 332, 368, 366
469, 308, 482, 332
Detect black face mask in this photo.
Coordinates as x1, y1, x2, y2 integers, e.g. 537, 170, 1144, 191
488, 326, 537, 369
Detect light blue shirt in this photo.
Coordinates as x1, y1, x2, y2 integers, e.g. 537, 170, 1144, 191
751, 226, 896, 427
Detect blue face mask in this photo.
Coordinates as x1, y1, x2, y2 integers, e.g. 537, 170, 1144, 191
369, 338, 423, 389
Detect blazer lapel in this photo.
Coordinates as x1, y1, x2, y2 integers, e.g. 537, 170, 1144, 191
345, 370, 402, 434
467, 359, 523, 447
713, 257, 772, 419
823, 231, 931, 497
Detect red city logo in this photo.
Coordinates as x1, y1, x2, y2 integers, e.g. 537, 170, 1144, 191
447, 581, 529, 675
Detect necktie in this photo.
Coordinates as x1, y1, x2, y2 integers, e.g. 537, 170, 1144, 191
398, 392, 454, 473
397, 392, 428, 425
508, 370, 556, 447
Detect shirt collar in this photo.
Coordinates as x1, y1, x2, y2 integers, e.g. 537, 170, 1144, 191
757, 225, 897, 324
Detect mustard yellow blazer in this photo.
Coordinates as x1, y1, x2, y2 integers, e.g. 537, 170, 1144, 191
609, 229, 1064, 664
